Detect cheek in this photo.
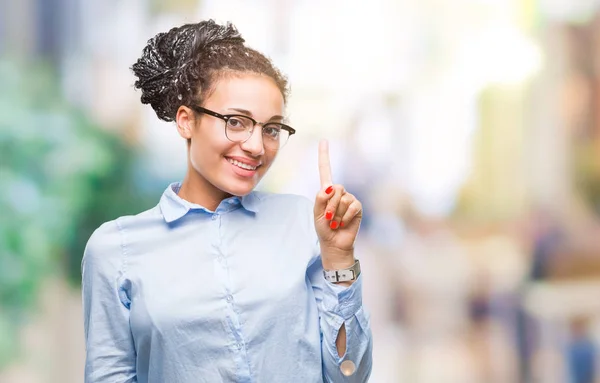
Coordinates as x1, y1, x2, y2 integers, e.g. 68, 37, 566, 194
188, 134, 227, 171
259, 151, 278, 172
268, 147, 280, 161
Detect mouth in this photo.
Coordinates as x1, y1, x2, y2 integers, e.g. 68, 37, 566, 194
225, 157, 262, 178
226, 157, 261, 171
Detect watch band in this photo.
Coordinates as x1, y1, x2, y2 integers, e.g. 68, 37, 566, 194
323, 260, 361, 283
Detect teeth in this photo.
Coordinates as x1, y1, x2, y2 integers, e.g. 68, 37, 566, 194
228, 158, 258, 170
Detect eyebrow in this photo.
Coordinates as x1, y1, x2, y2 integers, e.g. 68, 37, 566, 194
228, 108, 285, 122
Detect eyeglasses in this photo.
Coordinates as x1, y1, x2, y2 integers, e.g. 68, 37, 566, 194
190, 105, 296, 150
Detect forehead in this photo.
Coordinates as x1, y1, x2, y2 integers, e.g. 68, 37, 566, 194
204, 72, 284, 117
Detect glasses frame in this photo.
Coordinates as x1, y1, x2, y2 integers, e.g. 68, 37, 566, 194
189, 105, 296, 148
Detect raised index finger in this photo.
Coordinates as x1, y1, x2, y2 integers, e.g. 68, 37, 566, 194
318, 139, 333, 188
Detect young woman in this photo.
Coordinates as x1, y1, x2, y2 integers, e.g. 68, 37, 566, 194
82, 20, 372, 382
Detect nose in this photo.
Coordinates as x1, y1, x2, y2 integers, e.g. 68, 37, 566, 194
240, 124, 265, 156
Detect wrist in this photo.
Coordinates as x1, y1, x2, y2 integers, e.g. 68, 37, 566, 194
322, 259, 361, 285
320, 247, 355, 270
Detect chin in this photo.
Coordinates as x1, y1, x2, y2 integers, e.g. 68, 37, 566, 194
223, 180, 259, 197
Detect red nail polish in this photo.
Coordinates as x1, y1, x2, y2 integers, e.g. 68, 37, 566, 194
340, 222, 345, 227
325, 186, 333, 194
325, 211, 333, 220
330, 221, 338, 229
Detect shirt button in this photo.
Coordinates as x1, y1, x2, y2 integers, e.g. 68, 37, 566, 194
340, 360, 356, 376
211, 214, 218, 220
226, 294, 233, 302
237, 342, 243, 349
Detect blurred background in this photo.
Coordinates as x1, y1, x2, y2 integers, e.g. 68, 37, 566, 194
2, 0, 600, 382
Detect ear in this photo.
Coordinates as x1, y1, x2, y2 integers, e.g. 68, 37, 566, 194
175, 106, 196, 140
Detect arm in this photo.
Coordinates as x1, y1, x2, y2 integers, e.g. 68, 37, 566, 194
308, 254, 373, 383
308, 139, 373, 381
320, 251, 359, 357
82, 220, 137, 383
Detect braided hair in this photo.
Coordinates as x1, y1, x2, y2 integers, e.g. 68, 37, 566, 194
132, 20, 289, 122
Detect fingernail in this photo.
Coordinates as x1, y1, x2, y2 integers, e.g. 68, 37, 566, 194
340, 222, 345, 227
325, 186, 333, 194
325, 211, 333, 220
330, 221, 338, 229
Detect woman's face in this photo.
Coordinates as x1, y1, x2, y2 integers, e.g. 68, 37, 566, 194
180, 73, 285, 197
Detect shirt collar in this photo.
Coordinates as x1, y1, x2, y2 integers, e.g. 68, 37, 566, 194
159, 182, 259, 223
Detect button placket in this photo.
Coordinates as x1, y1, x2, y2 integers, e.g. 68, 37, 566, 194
212, 209, 246, 360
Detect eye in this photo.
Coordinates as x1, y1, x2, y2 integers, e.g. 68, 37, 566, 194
263, 124, 281, 139
227, 117, 249, 131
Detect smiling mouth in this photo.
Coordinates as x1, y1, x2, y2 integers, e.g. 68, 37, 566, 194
226, 157, 260, 171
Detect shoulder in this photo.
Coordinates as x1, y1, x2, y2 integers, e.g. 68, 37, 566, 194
253, 191, 312, 207
82, 217, 125, 274
85, 206, 159, 250
252, 191, 316, 232
253, 191, 313, 216
85, 220, 121, 258
82, 206, 161, 272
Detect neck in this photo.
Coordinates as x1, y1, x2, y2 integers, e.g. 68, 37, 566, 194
178, 166, 230, 212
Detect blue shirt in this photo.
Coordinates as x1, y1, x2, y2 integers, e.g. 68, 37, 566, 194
82, 183, 372, 382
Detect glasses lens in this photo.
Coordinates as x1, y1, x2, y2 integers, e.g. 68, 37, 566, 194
263, 124, 291, 150
225, 116, 253, 142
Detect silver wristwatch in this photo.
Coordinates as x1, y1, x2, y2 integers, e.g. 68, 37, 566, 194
323, 260, 361, 283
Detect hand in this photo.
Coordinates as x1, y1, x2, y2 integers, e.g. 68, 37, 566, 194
314, 140, 363, 268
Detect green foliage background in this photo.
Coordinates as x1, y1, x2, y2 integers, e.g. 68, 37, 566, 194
0, 59, 154, 367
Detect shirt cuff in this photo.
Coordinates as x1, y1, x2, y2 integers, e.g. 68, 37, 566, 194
321, 273, 363, 321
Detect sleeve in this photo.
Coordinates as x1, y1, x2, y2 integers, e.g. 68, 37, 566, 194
307, 252, 373, 382
82, 220, 137, 383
